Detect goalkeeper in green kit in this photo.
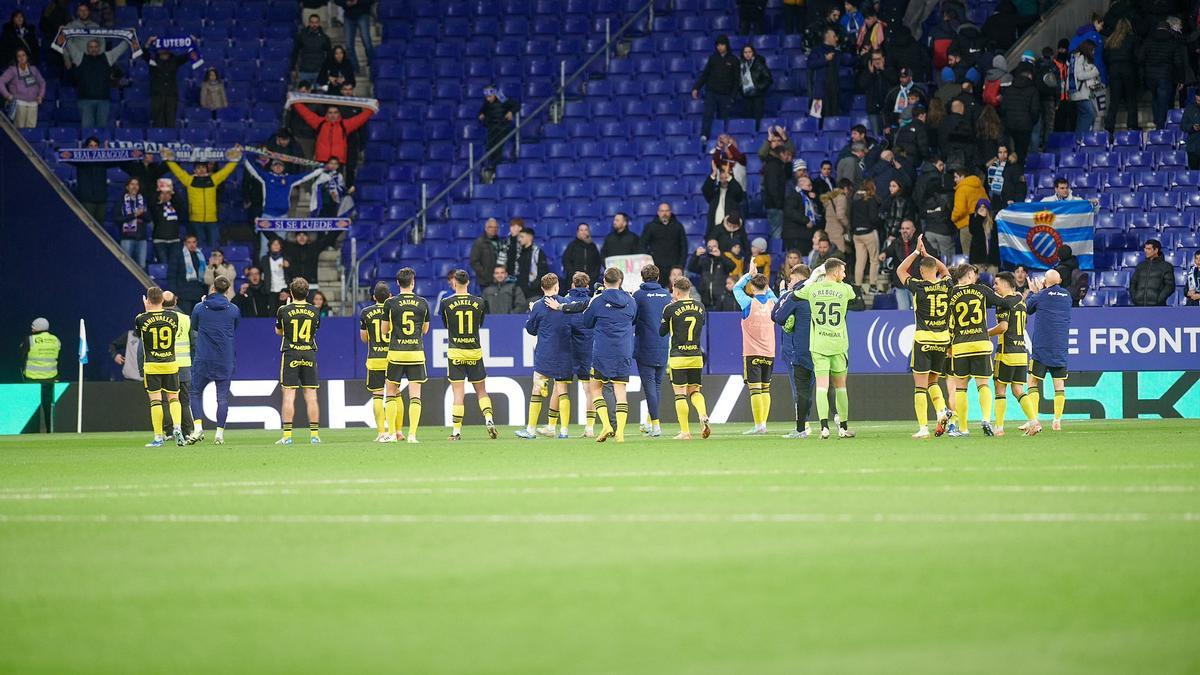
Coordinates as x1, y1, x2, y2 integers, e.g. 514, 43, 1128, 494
792, 258, 859, 439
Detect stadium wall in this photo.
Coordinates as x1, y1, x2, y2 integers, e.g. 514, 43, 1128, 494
0, 129, 149, 383
6, 370, 1199, 434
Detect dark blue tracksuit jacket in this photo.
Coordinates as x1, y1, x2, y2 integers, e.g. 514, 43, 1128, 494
583, 287, 637, 380
526, 293, 586, 381
633, 281, 672, 419
565, 286, 596, 379
771, 281, 813, 369
1025, 284, 1072, 368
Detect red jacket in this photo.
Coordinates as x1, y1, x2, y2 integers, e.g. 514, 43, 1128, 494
292, 102, 374, 162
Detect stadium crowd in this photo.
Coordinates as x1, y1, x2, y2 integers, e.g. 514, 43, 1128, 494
2, 0, 1200, 317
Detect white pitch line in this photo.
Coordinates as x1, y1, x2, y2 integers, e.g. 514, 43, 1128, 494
0, 484, 1196, 501
1, 464, 1196, 496
0, 513, 1198, 525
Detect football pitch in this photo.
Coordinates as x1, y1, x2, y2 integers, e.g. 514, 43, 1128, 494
2, 420, 1198, 674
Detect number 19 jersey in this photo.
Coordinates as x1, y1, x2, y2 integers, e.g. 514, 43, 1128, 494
795, 280, 856, 356
135, 309, 180, 375
384, 292, 430, 364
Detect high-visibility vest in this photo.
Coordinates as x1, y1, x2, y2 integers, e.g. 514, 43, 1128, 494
24, 332, 61, 380
174, 310, 192, 368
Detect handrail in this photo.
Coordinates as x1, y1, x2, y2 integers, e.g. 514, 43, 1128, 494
1004, 0, 1112, 70
0, 115, 155, 288
351, 0, 655, 300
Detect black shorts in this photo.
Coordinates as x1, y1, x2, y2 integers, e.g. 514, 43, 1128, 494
448, 357, 487, 383
366, 368, 386, 392
280, 351, 319, 389
1031, 360, 1068, 381
949, 353, 993, 379
386, 361, 428, 385
994, 362, 1028, 385
910, 342, 949, 375
743, 356, 774, 384
669, 368, 702, 387
144, 371, 180, 393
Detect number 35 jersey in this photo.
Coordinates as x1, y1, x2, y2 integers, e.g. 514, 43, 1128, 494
275, 301, 321, 352
794, 280, 856, 356
948, 283, 1017, 357
384, 292, 431, 364
135, 309, 180, 375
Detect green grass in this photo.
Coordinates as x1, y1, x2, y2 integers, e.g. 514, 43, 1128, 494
2, 420, 1199, 674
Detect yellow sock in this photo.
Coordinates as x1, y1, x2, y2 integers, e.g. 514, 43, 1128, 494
1028, 389, 1040, 417
372, 396, 385, 434
614, 402, 628, 442
309, 421, 319, 438
649, 418, 659, 429
586, 409, 596, 430
690, 391, 708, 420
955, 389, 969, 425
384, 398, 397, 434
593, 397, 612, 432
452, 404, 465, 435
149, 400, 164, 437
750, 388, 763, 426
978, 385, 994, 425
393, 396, 405, 434
547, 390, 559, 429
527, 393, 543, 431
1019, 392, 1038, 421
914, 388, 928, 427
558, 394, 570, 434
761, 386, 771, 425
194, 419, 203, 433
478, 396, 494, 425
675, 395, 690, 435
168, 399, 182, 430
1053, 390, 1065, 420
927, 384, 946, 412
282, 422, 293, 440
408, 397, 421, 437
995, 396, 1007, 427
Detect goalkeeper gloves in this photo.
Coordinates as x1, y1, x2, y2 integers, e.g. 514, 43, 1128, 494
783, 315, 795, 334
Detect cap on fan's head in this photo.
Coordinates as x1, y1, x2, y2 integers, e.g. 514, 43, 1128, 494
1021, 50, 1036, 63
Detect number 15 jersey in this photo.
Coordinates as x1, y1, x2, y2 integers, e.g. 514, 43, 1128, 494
275, 301, 320, 352
384, 292, 430, 364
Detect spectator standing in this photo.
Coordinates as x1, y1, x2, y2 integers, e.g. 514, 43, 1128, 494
783, 174, 819, 254
711, 133, 748, 187
0, 47, 45, 128
641, 204, 688, 283
1032, 47, 1063, 150
781, 0, 805, 36
880, 220, 931, 309
688, 239, 736, 309
892, 103, 930, 166
1128, 239, 1176, 306
759, 132, 792, 239
984, 145, 1020, 206
164, 148, 240, 249
882, 66, 925, 129
562, 222, 602, 284
234, 266, 275, 317
199, 67, 227, 119
144, 37, 185, 128
316, 44, 355, 93
967, 199, 999, 274
809, 232, 845, 267
477, 85, 519, 170
264, 128, 307, 171
1185, 251, 1200, 306
836, 142, 865, 186
1139, 17, 1188, 131
1069, 41, 1101, 137
264, 229, 342, 289
291, 102, 374, 164
702, 163, 745, 234
1183, 88, 1200, 170
203, 249, 236, 292
849, 179, 883, 291
150, 178, 186, 278
74, 136, 108, 226
1, 10, 39, 67
60, 3, 97, 68
469, 217, 503, 286
810, 28, 842, 118
118, 177, 148, 269
738, 44, 772, 131
1102, 18, 1138, 134
174, 234, 209, 312
513, 228, 550, 300
714, 214, 751, 272
39, 1, 69, 68
260, 238, 290, 295
600, 212, 641, 259
692, 35, 739, 147
1000, 62, 1040, 160
820, 177, 851, 252
500, 217, 523, 274
285, 81, 317, 158
951, 168, 986, 255
291, 14, 332, 85
482, 265, 527, 314
737, 0, 766, 35
669, 265, 704, 304
880, 178, 913, 242
335, 0, 374, 75
65, 38, 128, 128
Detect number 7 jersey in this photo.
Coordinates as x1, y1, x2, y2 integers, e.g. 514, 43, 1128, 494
275, 301, 321, 352
794, 280, 856, 356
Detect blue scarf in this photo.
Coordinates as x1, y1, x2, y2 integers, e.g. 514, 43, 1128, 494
121, 193, 146, 234
149, 35, 204, 70
181, 245, 206, 282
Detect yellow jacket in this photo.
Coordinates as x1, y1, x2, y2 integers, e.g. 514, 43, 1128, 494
951, 175, 986, 231
166, 161, 237, 224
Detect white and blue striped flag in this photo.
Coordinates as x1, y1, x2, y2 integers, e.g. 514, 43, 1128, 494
78, 319, 88, 365
996, 201, 1094, 270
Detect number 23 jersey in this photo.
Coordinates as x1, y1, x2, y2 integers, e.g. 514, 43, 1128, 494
276, 301, 321, 352
948, 283, 1016, 356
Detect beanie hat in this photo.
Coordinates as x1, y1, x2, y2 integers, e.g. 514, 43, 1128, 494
751, 237, 768, 252
31, 317, 49, 332
1021, 50, 1036, 63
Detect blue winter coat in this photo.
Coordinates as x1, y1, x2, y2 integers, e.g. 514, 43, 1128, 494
190, 292, 242, 379
771, 281, 813, 369
632, 282, 672, 367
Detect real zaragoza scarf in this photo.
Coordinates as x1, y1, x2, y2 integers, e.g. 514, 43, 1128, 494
51, 27, 142, 60
285, 91, 380, 113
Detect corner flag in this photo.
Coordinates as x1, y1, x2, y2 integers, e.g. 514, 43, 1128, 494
78, 319, 89, 365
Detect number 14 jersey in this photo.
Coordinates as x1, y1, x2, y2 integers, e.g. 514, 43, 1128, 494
276, 301, 320, 352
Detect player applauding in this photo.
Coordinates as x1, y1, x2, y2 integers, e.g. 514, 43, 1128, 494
660, 277, 709, 440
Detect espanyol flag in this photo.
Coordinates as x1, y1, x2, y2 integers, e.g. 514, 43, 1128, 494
996, 201, 1094, 270
78, 319, 88, 365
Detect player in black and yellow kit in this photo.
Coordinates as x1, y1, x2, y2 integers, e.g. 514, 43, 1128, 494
660, 277, 711, 440
439, 269, 497, 440
988, 272, 1040, 436
135, 287, 186, 447
381, 267, 430, 443
275, 277, 321, 444
359, 282, 392, 441
945, 263, 1021, 437
895, 235, 953, 439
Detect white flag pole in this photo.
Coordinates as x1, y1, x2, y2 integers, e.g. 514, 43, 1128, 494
77, 318, 85, 434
